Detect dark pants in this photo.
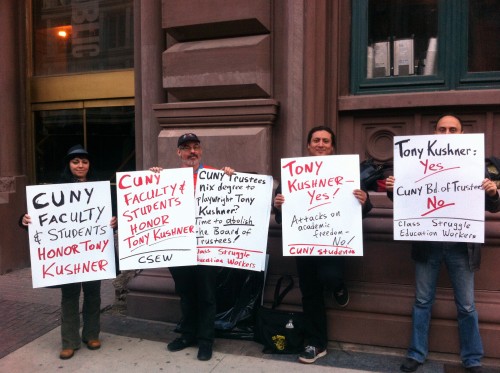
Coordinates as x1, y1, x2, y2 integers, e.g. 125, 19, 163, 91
60, 280, 101, 349
296, 256, 344, 349
169, 265, 217, 343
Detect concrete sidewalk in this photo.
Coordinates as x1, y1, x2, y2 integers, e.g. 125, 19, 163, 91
0, 327, 382, 373
1, 268, 499, 373
0, 315, 424, 373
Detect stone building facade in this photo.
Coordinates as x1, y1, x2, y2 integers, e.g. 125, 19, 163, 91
1, 0, 500, 361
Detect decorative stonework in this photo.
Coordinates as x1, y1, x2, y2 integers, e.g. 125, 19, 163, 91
153, 99, 278, 127
0, 177, 15, 193
153, 99, 279, 175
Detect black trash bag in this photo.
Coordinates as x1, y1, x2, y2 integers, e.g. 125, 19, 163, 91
214, 267, 265, 340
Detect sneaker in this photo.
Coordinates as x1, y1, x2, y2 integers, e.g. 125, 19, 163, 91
333, 283, 349, 307
167, 337, 195, 352
400, 357, 422, 372
298, 345, 327, 364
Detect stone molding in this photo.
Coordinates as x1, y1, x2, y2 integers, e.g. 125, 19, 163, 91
153, 98, 279, 127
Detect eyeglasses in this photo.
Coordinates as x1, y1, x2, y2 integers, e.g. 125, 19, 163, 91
179, 144, 201, 152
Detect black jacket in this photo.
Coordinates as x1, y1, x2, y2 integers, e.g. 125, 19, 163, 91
387, 189, 500, 271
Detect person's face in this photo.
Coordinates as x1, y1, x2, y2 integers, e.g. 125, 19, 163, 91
177, 141, 202, 169
434, 116, 463, 135
307, 130, 335, 156
69, 157, 90, 181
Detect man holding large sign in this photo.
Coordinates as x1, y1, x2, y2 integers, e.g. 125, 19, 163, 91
149, 133, 234, 362
387, 115, 500, 373
273, 126, 372, 364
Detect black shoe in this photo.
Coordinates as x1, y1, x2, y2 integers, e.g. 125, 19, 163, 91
298, 345, 327, 364
400, 357, 422, 372
197, 341, 213, 361
466, 367, 482, 373
333, 283, 349, 307
167, 337, 194, 352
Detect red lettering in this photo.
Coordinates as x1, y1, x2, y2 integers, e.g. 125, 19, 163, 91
118, 174, 131, 190
422, 196, 455, 217
420, 159, 444, 174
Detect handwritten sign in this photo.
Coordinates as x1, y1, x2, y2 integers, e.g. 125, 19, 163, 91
116, 169, 197, 270
393, 134, 485, 242
26, 181, 116, 288
195, 170, 273, 271
281, 155, 364, 256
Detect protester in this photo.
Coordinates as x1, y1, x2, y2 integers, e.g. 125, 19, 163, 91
273, 126, 372, 364
20, 144, 117, 360
386, 115, 500, 373
150, 133, 234, 361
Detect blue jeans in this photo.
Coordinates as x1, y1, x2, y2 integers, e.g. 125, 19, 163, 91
407, 243, 483, 368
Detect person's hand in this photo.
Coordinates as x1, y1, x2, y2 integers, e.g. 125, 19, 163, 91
22, 214, 32, 226
353, 189, 368, 206
149, 166, 162, 173
482, 178, 498, 198
110, 216, 118, 230
221, 166, 234, 176
385, 176, 395, 192
274, 194, 285, 210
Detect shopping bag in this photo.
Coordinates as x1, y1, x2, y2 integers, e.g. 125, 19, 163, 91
254, 275, 305, 354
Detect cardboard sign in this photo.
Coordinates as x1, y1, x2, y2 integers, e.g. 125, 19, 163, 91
26, 181, 116, 288
195, 170, 273, 271
280, 155, 364, 256
116, 169, 197, 270
393, 134, 485, 242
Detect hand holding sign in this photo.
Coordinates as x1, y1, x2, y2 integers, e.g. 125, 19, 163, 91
26, 181, 116, 288
392, 134, 485, 242
195, 170, 273, 271
116, 169, 196, 270
280, 155, 364, 256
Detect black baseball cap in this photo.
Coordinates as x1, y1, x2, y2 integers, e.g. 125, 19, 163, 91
177, 133, 200, 147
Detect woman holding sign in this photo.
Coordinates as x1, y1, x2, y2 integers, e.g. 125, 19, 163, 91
21, 144, 117, 360
273, 126, 372, 364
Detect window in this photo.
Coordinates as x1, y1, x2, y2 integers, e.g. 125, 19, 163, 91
33, 0, 134, 76
34, 106, 135, 185
351, 0, 500, 94
467, 1, 500, 75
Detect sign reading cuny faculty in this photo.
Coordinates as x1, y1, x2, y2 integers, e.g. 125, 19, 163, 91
393, 134, 485, 243
281, 155, 364, 256
195, 169, 273, 271
26, 181, 116, 288
116, 169, 196, 270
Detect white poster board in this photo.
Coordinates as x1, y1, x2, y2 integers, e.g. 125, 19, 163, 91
281, 155, 364, 256
393, 134, 485, 242
26, 181, 116, 288
116, 169, 197, 270
195, 170, 273, 271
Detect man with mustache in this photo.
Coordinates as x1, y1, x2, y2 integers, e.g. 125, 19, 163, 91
151, 133, 233, 361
